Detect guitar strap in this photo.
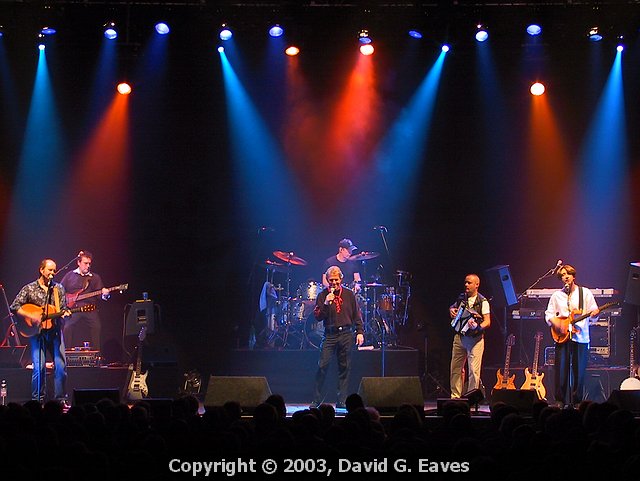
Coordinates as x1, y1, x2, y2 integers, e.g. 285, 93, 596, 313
53, 286, 61, 312
578, 286, 583, 312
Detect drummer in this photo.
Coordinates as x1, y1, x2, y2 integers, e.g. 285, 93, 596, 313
322, 238, 362, 292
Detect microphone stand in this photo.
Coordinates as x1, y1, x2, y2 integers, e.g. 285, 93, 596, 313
374, 227, 393, 275
0, 284, 22, 347
513, 262, 560, 367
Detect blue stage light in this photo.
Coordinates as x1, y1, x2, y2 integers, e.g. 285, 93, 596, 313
155, 22, 170, 35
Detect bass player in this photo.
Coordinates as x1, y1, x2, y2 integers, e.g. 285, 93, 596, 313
545, 264, 599, 408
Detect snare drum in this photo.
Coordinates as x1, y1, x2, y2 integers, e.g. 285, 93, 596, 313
378, 294, 393, 311
298, 281, 322, 301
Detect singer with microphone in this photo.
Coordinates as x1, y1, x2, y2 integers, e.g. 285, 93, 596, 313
310, 266, 364, 410
10, 258, 72, 405
60, 250, 110, 351
544, 264, 599, 408
321, 238, 362, 292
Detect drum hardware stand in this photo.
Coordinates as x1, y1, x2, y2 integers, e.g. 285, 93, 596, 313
0, 283, 23, 347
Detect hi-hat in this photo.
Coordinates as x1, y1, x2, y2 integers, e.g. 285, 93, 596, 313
365, 282, 387, 287
261, 260, 287, 272
273, 250, 308, 266
350, 251, 380, 261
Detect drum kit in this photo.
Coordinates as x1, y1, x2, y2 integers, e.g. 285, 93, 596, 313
256, 249, 411, 350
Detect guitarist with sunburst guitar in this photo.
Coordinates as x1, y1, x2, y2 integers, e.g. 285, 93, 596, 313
10, 258, 75, 404
545, 264, 599, 408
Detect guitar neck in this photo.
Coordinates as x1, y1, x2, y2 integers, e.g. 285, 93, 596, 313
631, 330, 636, 378
43, 306, 85, 320
532, 339, 541, 375
503, 346, 512, 377
571, 301, 617, 325
76, 285, 121, 302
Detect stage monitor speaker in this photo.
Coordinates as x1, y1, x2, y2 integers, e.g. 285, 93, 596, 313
607, 390, 640, 413
484, 265, 518, 308
357, 376, 424, 412
73, 388, 120, 406
490, 389, 537, 414
624, 262, 640, 306
0, 346, 27, 368
204, 376, 272, 412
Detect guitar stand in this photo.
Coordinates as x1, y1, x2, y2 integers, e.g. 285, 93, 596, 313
0, 284, 23, 347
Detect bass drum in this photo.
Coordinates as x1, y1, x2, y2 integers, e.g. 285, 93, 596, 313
304, 313, 324, 350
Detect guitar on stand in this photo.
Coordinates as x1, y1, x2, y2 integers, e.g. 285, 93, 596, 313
493, 334, 517, 393
520, 331, 546, 400
125, 326, 149, 401
620, 327, 640, 390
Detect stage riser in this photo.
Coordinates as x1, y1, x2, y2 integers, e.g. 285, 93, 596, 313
216, 349, 420, 403
0, 367, 181, 404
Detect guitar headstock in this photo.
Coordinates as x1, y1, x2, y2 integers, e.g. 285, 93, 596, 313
117, 284, 129, 292
506, 334, 516, 346
81, 304, 96, 312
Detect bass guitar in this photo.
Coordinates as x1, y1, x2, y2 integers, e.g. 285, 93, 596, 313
125, 326, 149, 401
493, 334, 516, 392
620, 327, 640, 390
549, 301, 618, 344
17, 303, 96, 338
520, 331, 546, 400
66, 283, 128, 308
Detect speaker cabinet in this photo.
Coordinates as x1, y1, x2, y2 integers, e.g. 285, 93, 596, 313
607, 389, 640, 413
490, 389, 537, 414
484, 265, 518, 308
357, 376, 424, 412
0, 346, 27, 368
204, 376, 272, 412
73, 388, 120, 406
624, 262, 640, 306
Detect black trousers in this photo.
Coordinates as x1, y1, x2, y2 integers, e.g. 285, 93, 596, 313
554, 340, 589, 405
313, 330, 353, 404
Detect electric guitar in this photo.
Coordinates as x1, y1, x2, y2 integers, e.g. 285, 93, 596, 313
620, 327, 640, 390
17, 303, 96, 338
521, 331, 547, 400
493, 334, 517, 392
126, 326, 149, 401
549, 301, 618, 344
66, 283, 128, 308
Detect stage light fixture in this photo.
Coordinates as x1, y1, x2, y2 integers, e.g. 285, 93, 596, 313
616, 35, 625, 52
0, 25, 4, 38
358, 29, 372, 44
155, 22, 170, 35
38, 44, 45, 51
475, 24, 489, 42
268, 24, 284, 38
103, 22, 117, 40
219, 24, 233, 41
117, 82, 132, 95
285, 45, 300, 56
588, 27, 603, 42
408, 29, 423, 39
526, 24, 542, 36
530, 82, 545, 96
41, 26, 56, 36
441, 44, 450, 53
359, 44, 374, 56
217, 46, 224, 53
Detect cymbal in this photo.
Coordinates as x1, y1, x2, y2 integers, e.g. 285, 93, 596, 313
273, 250, 308, 266
350, 251, 380, 261
365, 282, 387, 288
261, 260, 287, 272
